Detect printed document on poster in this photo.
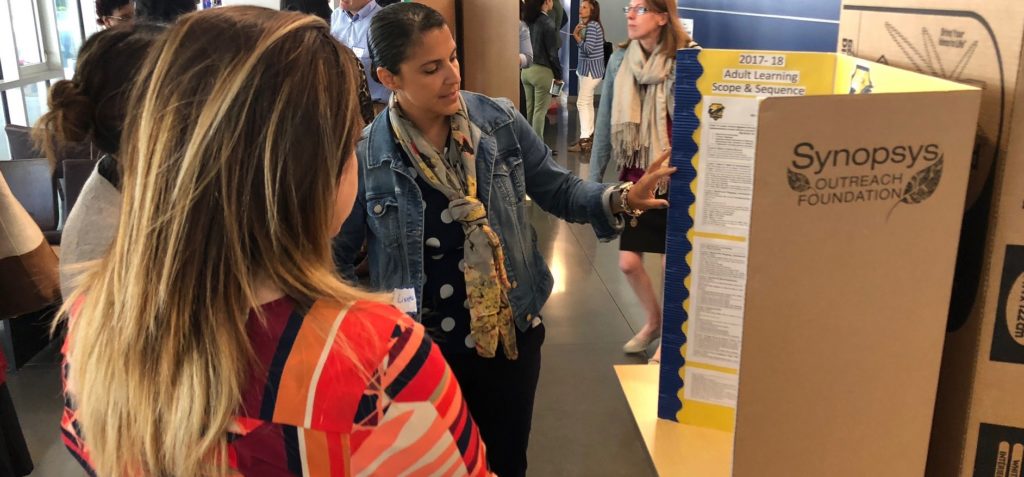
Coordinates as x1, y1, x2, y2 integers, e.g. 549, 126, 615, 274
694, 96, 760, 237
684, 367, 739, 408
687, 237, 748, 370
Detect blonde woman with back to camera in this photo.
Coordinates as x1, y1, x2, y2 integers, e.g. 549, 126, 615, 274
59, 7, 493, 476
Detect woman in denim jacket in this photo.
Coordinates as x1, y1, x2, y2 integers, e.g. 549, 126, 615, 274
334, 4, 673, 476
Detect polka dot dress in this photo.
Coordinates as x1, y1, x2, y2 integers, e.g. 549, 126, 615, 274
406, 155, 476, 354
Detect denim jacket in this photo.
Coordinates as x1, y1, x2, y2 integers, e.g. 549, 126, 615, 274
335, 91, 623, 331
589, 49, 625, 182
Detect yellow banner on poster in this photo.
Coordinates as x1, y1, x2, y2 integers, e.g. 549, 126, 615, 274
696, 50, 837, 99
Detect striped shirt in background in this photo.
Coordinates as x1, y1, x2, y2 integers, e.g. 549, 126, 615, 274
62, 298, 493, 476
577, 22, 605, 79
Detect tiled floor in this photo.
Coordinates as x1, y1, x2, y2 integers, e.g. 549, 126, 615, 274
8, 99, 663, 476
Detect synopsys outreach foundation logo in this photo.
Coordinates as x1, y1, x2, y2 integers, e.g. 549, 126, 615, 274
786, 142, 944, 218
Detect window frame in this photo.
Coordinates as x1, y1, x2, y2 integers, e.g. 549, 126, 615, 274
1, 0, 86, 159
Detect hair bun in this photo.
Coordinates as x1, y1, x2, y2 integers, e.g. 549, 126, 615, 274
46, 80, 95, 144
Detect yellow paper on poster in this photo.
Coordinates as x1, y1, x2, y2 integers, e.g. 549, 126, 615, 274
834, 55, 976, 95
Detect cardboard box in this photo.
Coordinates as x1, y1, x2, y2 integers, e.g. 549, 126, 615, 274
658, 48, 981, 475
839, 3, 1024, 475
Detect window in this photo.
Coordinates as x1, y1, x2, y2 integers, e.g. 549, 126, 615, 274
53, 0, 86, 75
10, 0, 46, 67
1, 0, 86, 160
22, 80, 49, 125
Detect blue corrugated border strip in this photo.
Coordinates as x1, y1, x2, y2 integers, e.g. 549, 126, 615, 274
657, 49, 702, 421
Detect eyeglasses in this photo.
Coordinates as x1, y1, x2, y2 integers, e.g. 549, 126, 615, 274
623, 5, 657, 15
104, 15, 132, 23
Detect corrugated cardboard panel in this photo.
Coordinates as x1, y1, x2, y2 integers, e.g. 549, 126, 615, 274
838, 3, 1024, 475
733, 90, 980, 476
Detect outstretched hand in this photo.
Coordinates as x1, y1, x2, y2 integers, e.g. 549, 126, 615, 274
627, 149, 676, 211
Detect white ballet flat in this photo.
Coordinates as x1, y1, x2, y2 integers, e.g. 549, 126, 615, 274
623, 331, 661, 354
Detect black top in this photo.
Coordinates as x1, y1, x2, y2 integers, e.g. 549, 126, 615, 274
528, 13, 563, 81
96, 154, 120, 190
400, 150, 476, 355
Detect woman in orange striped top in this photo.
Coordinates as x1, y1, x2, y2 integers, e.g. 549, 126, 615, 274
58, 6, 491, 476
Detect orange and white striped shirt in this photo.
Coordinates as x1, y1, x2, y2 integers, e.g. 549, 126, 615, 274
62, 298, 493, 476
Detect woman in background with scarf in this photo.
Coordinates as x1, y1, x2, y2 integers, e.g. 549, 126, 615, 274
589, 0, 697, 363
335, 4, 674, 476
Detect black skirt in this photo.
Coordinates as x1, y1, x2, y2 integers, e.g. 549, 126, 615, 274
619, 204, 667, 254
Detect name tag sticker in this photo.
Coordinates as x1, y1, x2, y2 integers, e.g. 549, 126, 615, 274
393, 288, 418, 314
351, 47, 366, 58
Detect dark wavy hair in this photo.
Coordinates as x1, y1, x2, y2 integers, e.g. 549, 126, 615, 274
33, 22, 165, 161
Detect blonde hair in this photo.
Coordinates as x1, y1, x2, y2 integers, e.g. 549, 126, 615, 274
621, 0, 692, 56
60, 6, 369, 476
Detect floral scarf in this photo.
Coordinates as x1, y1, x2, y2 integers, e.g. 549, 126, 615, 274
388, 94, 518, 360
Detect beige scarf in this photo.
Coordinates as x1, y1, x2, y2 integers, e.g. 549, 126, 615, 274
611, 41, 675, 171
388, 94, 518, 360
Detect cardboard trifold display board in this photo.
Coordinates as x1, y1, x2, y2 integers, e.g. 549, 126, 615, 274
839, 2, 1024, 475
658, 48, 981, 475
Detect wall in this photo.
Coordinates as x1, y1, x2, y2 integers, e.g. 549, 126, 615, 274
677, 0, 840, 52
600, 0, 630, 45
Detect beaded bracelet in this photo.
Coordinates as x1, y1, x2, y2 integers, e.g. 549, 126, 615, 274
618, 182, 644, 227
